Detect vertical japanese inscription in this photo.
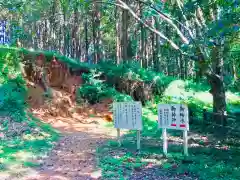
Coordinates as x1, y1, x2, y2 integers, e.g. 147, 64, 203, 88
125, 103, 128, 125
131, 103, 134, 127
163, 108, 169, 126
158, 104, 189, 130
179, 105, 186, 128
118, 103, 121, 127
134, 104, 137, 128
136, 102, 142, 130
159, 108, 163, 127
114, 102, 142, 130
171, 105, 177, 127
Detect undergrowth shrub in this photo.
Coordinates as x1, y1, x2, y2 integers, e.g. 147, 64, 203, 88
77, 70, 133, 104
185, 79, 210, 92
0, 48, 27, 122
77, 70, 111, 104
97, 61, 177, 101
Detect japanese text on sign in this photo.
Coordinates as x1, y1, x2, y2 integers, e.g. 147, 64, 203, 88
113, 102, 142, 130
0, 21, 9, 45
158, 104, 189, 130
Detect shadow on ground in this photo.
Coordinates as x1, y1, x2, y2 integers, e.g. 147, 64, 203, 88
1, 113, 115, 180
25, 132, 111, 180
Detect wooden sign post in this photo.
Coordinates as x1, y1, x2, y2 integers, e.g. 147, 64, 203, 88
158, 104, 189, 156
113, 102, 142, 150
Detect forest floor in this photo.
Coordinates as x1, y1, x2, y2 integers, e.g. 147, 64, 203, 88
1, 84, 240, 180
0, 104, 199, 180
23, 114, 121, 180
0, 84, 122, 180
1, 47, 240, 180
0, 108, 121, 180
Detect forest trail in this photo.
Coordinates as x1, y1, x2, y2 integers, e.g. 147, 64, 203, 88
6, 86, 122, 180
24, 114, 121, 180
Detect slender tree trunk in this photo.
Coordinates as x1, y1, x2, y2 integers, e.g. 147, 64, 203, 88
43, 19, 48, 49
165, 26, 171, 75
139, 1, 144, 67
115, 7, 121, 64
179, 53, 184, 79
154, 16, 160, 72
84, 19, 89, 63
76, 37, 81, 60
92, 4, 97, 63
152, 29, 156, 70
72, 5, 79, 58
145, 35, 151, 68
59, 27, 62, 53
96, 1, 102, 62
121, 0, 129, 61
33, 22, 38, 49
92, 0, 101, 63
63, 14, 67, 55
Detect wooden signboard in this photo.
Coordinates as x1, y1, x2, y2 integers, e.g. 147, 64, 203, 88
158, 104, 189, 156
113, 102, 142, 149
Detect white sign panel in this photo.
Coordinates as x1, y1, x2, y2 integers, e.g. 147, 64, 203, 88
113, 102, 142, 130
158, 104, 189, 131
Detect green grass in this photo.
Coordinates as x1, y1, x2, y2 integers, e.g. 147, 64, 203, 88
97, 106, 240, 180
0, 108, 60, 174
0, 47, 60, 176
0, 113, 60, 175
1, 45, 240, 179
97, 80, 240, 180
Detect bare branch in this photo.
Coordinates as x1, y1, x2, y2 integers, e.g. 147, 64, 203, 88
196, 6, 206, 27
138, 0, 190, 44
176, 0, 194, 39
116, 0, 182, 51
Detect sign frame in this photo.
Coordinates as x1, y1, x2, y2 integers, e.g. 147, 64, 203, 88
157, 104, 189, 156
113, 101, 143, 150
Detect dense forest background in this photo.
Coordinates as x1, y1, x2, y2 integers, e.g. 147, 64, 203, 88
3, 0, 239, 121
0, 0, 239, 123
0, 0, 239, 77
0, 1, 240, 179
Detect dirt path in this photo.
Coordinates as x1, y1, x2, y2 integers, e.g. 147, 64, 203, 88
24, 115, 123, 180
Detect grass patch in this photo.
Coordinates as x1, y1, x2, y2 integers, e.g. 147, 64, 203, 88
98, 93, 240, 180
0, 113, 60, 172
0, 47, 60, 175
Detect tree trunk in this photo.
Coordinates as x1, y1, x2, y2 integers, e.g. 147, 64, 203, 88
92, 0, 101, 63
139, 1, 144, 67
84, 19, 89, 63
208, 37, 227, 125
154, 16, 160, 72
76, 37, 81, 60
95, 0, 101, 62
72, 5, 79, 58
208, 73, 227, 126
121, 0, 128, 61
33, 22, 38, 49
145, 34, 150, 68
152, 27, 156, 70
63, 14, 67, 55
43, 19, 48, 50
115, 6, 121, 64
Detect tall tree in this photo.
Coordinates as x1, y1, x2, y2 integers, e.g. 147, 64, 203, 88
121, 0, 129, 61
116, 0, 240, 123
92, 0, 102, 63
